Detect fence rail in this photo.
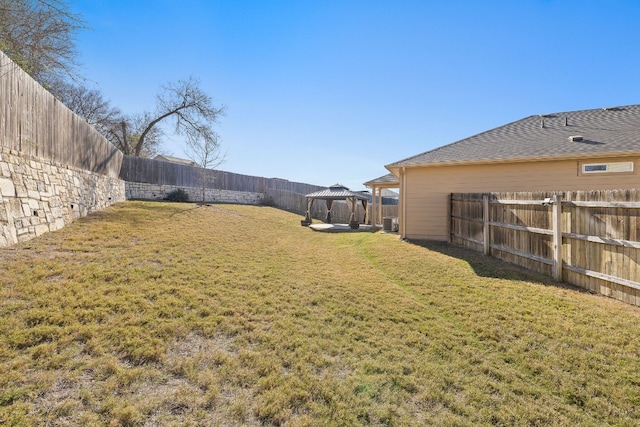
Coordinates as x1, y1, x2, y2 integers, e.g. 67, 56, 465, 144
0, 51, 122, 177
119, 156, 327, 195
121, 155, 399, 220
450, 189, 640, 306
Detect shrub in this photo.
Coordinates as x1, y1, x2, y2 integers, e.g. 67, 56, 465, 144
165, 189, 189, 202
261, 195, 275, 207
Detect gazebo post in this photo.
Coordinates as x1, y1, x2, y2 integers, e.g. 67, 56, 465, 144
349, 196, 359, 229
301, 197, 313, 226
377, 188, 382, 226
362, 199, 368, 223
370, 186, 376, 225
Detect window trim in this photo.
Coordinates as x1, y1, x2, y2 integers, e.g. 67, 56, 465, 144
580, 161, 635, 176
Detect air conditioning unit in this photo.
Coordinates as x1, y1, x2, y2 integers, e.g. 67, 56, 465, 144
382, 216, 398, 232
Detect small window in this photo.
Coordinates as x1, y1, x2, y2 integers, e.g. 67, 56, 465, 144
584, 164, 607, 172
581, 161, 634, 174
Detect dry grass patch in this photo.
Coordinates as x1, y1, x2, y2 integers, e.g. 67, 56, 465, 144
1, 201, 640, 426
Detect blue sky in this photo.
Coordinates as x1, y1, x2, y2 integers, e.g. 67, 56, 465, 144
73, 0, 640, 190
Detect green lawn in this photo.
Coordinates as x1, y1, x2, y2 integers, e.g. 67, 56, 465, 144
1, 201, 639, 426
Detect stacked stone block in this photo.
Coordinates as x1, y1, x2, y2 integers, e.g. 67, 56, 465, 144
125, 182, 264, 205
0, 147, 125, 247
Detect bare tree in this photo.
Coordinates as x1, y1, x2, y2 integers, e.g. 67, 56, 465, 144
47, 76, 220, 160
47, 80, 160, 156
47, 79, 164, 157
184, 131, 225, 204
48, 79, 123, 138
0, 0, 86, 84
1, 2, 225, 162
133, 77, 224, 157
104, 114, 163, 158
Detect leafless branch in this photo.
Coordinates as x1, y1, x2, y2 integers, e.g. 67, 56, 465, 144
0, 0, 86, 84
184, 131, 226, 203
135, 77, 224, 156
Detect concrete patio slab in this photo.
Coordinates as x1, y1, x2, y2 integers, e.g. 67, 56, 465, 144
308, 223, 378, 233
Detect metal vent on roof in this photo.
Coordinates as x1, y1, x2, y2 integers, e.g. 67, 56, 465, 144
568, 135, 584, 142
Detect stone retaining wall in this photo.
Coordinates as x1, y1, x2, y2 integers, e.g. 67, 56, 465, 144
0, 147, 126, 247
125, 182, 264, 205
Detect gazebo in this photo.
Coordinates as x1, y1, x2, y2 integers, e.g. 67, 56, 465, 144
302, 184, 369, 229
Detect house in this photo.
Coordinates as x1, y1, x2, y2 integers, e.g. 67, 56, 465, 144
153, 155, 197, 167
385, 104, 640, 240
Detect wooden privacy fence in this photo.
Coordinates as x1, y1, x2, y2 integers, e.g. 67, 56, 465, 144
265, 188, 398, 224
0, 51, 122, 177
450, 190, 640, 306
122, 155, 399, 221
120, 156, 327, 195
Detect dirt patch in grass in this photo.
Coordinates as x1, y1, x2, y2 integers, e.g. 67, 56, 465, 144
1, 201, 640, 426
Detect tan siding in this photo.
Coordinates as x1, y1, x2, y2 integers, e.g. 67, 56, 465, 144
403, 157, 640, 240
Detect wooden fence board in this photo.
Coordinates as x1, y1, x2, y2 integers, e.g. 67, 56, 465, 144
451, 190, 640, 306
0, 51, 123, 177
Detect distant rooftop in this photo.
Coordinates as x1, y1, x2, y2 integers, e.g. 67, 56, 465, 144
153, 155, 197, 167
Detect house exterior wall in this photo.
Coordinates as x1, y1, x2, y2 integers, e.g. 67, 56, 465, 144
400, 156, 640, 240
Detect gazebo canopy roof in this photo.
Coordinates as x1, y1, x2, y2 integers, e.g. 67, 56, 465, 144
305, 184, 369, 201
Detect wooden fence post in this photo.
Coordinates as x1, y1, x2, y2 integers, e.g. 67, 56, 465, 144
447, 193, 452, 243
483, 195, 490, 256
553, 194, 563, 281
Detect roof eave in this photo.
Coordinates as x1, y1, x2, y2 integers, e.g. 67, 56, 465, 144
386, 150, 640, 172
363, 175, 400, 188
363, 181, 400, 189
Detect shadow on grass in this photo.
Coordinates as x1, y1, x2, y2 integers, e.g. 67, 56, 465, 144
406, 239, 590, 294
117, 200, 202, 216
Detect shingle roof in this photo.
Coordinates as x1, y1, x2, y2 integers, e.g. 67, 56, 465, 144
306, 184, 369, 200
363, 173, 399, 187
154, 155, 197, 166
387, 104, 640, 169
